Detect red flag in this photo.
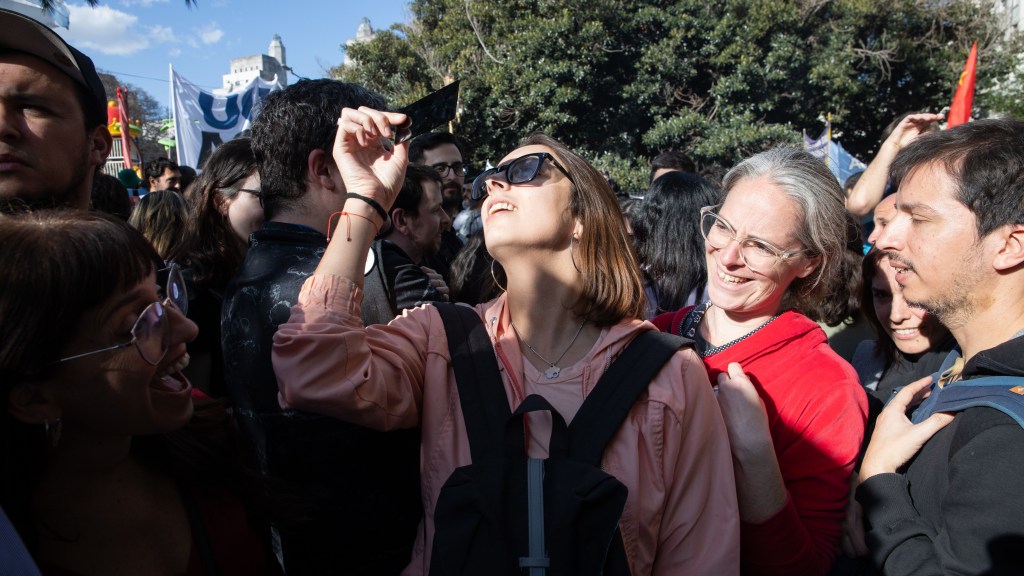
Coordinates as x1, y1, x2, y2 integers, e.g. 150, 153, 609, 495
947, 41, 978, 128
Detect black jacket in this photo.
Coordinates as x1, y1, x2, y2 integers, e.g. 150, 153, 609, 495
221, 222, 421, 575
856, 333, 1024, 576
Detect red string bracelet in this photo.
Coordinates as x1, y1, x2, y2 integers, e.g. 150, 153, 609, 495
326, 211, 380, 242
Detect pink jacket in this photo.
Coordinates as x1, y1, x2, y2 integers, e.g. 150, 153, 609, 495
272, 274, 740, 575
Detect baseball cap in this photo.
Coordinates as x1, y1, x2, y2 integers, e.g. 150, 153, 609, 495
0, 8, 107, 126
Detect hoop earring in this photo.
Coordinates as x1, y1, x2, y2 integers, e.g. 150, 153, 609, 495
44, 418, 62, 448
569, 238, 582, 273
490, 259, 507, 292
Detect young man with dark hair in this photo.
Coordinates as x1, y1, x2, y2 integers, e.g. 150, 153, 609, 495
221, 79, 421, 575
365, 165, 451, 321
409, 131, 465, 217
409, 131, 468, 279
856, 118, 1024, 574
144, 157, 181, 193
0, 8, 112, 212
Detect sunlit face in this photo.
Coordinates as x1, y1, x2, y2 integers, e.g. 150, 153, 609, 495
150, 167, 181, 192
421, 143, 465, 204
871, 256, 948, 355
0, 53, 106, 210
875, 164, 989, 327
868, 194, 896, 245
404, 179, 450, 258
479, 145, 575, 257
224, 172, 264, 242
705, 176, 819, 324
45, 272, 198, 438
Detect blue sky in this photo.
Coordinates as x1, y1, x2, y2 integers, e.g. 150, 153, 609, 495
55, 0, 412, 114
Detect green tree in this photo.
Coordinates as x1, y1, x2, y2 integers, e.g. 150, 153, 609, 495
330, 27, 438, 105
336, 0, 1022, 192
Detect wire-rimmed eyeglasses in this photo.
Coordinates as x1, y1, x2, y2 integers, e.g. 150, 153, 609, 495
55, 263, 189, 366
699, 205, 812, 273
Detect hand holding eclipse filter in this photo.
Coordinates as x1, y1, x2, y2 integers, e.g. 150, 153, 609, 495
334, 107, 409, 211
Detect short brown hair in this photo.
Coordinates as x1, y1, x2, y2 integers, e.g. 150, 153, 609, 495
890, 118, 1024, 238
495, 133, 645, 326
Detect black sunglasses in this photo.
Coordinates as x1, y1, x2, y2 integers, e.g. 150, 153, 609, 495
470, 152, 573, 200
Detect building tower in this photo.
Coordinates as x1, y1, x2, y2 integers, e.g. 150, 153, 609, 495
269, 34, 286, 71
344, 18, 376, 66
221, 34, 288, 91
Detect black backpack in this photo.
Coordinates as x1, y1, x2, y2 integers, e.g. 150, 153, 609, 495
429, 303, 691, 576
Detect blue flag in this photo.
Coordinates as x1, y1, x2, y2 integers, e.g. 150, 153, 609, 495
803, 126, 866, 186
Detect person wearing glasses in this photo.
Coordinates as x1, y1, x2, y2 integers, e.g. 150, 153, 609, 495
271, 107, 740, 575
652, 148, 868, 576
410, 132, 472, 282
167, 137, 262, 398
410, 132, 469, 221
0, 210, 275, 575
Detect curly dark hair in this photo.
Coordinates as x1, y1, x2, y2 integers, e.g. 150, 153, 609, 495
250, 79, 386, 220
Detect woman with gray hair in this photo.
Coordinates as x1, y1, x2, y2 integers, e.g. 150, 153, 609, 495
654, 147, 867, 576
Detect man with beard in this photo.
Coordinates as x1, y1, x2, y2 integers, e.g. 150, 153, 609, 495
1, 9, 112, 213
410, 132, 467, 280
144, 157, 182, 193
361, 165, 450, 325
856, 118, 1024, 574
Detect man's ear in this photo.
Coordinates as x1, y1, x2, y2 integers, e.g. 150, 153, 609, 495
86, 125, 113, 171
307, 149, 341, 192
992, 224, 1024, 272
7, 382, 61, 426
391, 208, 410, 235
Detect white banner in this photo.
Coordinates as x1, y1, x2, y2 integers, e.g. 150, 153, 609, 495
172, 68, 279, 169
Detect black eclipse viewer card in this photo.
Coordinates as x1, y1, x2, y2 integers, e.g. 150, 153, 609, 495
392, 80, 461, 144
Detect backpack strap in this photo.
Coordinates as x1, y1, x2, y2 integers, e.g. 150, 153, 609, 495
569, 330, 692, 464
435, 302, 511, 463
913, 375, 1024, 429
507, 394, 566, 576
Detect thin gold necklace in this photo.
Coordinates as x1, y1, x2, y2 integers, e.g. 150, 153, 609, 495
510, 318, 587, 380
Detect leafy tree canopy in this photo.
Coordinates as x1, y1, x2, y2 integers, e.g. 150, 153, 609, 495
337, 0, 1021, 192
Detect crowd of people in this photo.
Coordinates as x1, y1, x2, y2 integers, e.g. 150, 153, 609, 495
2, 7, 1024, 576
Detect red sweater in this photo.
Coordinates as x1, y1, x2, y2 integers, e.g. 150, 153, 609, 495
654, 308, 867, 576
